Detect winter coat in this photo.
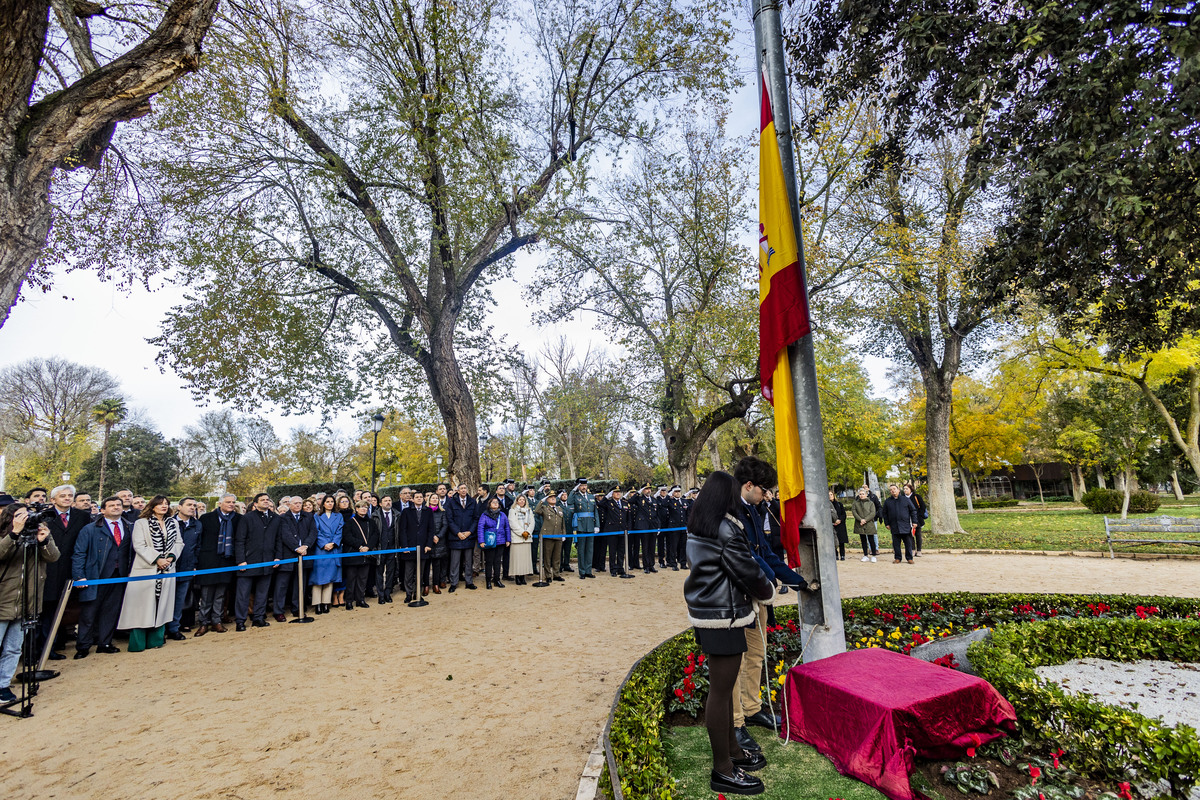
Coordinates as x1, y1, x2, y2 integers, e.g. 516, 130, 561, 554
830, 499, 849, 543
398, 505, 434, 561
195, 510, 239, 587
534, 500, 566, 538
429, 505, 448, 559
0, 527, 60, 621
476, 512, 511, 548
309, 512, 343, 585
882, 495, 919, 532
174, 515, 202, 573
72, 516, 133, 602
851, 497, 877, 536
629, 493, 659, 531
684, 515, 774, 629
445, 495, 479, 549
276, 511, 318, 571
236, 510, 280, 576
342, 514, 375, 566
117, 517, 184, 630
508, 503, 536, 544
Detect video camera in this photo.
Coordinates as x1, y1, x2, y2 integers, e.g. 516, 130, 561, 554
18, 502, 58, 538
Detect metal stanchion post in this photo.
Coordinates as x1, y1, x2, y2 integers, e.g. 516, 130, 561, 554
409, 546, 428, 607
532, 532, 549, 587
289, 554, 314, 623
623, 529, 631, 577
37, 580, 73, 673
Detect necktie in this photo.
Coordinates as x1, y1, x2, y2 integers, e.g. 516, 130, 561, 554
385, 512, 391, 528
111, 521, 122, 546
60, 512, 68, 527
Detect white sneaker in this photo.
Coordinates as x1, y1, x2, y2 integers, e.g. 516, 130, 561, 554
870, 556, 877, 563
861, 556, 869, 562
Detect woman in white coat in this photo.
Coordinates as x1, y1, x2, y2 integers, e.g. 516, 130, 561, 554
507, 494, 536, 586
117, 495, 184, 652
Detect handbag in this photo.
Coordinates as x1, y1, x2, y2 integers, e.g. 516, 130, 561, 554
483, 525, 497, 549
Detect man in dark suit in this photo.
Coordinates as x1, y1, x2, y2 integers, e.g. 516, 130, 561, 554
194, 494, 240, 636
371, 495, 399, 604
398, 492, 433, 602
40, 483, 91, 659
653, 485, 670, 567
71, 496, 132, 658
275, 496, 318, 618
445, 484, 478, 591
234, 493, 279, 630
166, 497, 202, 639
598, 487, 633, 578
628, 485, 658, 574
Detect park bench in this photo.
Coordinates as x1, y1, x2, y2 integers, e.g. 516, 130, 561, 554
1104, 515, 1200, 558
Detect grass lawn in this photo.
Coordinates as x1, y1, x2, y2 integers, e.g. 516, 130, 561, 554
927, 501, 1200, 553
663, 724, 885, 800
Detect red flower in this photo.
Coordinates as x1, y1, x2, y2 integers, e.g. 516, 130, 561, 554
963, 607, 975, 615
1028, 765, 1041, 783
1117, 783, 1133, 800
931, 601, 944, 611
697, 654, 705, 665
684, 664, 695, 676
873, 607, 882, 615
966, 747, 975, 757
674, 688, 684, 698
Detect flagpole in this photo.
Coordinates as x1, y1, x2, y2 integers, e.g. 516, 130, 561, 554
752, 0, 846, 662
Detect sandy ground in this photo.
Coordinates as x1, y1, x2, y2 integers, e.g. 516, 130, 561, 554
3, 553, 1199, 800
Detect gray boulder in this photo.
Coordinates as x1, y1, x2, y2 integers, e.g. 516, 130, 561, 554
908, 628, 992, 676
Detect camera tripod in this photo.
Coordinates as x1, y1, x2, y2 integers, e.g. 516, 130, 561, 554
1, 533, 58, 718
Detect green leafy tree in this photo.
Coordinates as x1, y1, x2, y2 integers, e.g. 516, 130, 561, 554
788, 0, 1199, 356
90, 398, 127, 499
78, 424, 180, 497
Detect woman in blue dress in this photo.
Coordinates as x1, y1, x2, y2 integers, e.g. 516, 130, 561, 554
310, 495, 343, 614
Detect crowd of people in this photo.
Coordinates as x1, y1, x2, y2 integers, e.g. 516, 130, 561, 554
0, 472, 924, 709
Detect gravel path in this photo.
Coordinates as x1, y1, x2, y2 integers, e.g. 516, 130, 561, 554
2, 552, 1198, 800
1036, 659, 1200, 730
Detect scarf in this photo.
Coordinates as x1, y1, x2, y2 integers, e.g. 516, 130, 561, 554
218, 512, 234, 557
149, 516, 179, 601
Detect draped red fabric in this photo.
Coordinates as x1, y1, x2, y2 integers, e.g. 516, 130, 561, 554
781, 649, 1018, 800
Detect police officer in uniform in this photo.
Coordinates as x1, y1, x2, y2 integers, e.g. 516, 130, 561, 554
628, 484, 659, 574
598, 486, 633, 578
663, 485, 689, 570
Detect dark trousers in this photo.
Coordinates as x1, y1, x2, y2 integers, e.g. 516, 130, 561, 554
628, 530, 641, 569
422, 555, 446, 587
608, 533, 627, 574
640, 530, 657, 570
198, 583, 228, 625
376, 556, 396, 598
914, 524, 924, 552
562, 535, 574, 570
483, 547, 502, 584
892, 532, 915, 561
859, 534, 874, 557
344, 564, 369, 604
77, 581, 125, 651
501, 546, 510, 578
272, 568, 300, 615
365, 562, 377, 596
167, 577, 193, 634
531, 533, 539, 565
448, 549, 474, 587
592, 535, 606, 572
235, 573, 273, 623
402, 558, 419, 598
670, 529, 687, 567
657, 531, 667, 564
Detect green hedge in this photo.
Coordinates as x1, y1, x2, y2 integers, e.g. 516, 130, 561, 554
957, 495, 1020, 509
603, 593, 1200, 800
1080, 488, 1162, 514
266, 482, 355, 503
970, 617, 1200, 799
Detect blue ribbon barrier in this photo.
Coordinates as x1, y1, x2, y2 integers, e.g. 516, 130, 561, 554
72, 546, 420, 587
542, 526, 688, 538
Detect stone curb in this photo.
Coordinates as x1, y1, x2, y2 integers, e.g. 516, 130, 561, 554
923, 548, 1200, 560
576, 734, 605, 800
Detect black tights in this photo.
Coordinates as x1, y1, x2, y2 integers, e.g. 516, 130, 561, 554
705, 652, 746, 775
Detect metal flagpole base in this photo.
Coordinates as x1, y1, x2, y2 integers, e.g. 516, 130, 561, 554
531, 581, 549, 587
407, 599, 429, 608
290, 555, 315, 622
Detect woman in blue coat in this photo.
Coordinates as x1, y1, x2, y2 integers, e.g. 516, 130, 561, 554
309, 495, 343, 614
476, 497, 511, 589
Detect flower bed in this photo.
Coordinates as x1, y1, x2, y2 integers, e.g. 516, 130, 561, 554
602, 593, 1200, 800
969, 617, 1200, 799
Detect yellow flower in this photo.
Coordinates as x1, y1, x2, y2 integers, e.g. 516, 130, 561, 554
777, 675, 787, 686
876, 629, 884, 637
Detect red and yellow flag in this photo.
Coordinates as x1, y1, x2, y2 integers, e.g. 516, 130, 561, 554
758, 69, 811, 568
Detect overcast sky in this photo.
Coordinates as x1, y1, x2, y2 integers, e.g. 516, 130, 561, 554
0, 8, 890, 443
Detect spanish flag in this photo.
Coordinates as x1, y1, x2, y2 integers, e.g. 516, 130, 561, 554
758, 68, 811, 568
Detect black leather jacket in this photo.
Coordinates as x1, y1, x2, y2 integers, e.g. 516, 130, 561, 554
684, 515, 774, 629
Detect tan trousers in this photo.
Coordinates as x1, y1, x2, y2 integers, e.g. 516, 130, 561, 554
540, 539, 563, 581
312, 583, 333, 605
733, 603, 767, 728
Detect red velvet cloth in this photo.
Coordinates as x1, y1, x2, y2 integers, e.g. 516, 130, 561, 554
781, 648, 1017, 800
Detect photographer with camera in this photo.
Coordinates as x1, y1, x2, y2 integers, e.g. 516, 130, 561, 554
0, 503, 60, 704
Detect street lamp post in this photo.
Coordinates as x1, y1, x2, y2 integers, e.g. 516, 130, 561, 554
370, 412, 385, 492
61, 471, 70, 483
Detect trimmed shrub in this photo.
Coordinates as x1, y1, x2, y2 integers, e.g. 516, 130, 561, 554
266, 482, 355, 503
956, 494, 1020, 509
970, 617, 1200, 799
1080, 488, 1162, 514
602, 593, 1200, 800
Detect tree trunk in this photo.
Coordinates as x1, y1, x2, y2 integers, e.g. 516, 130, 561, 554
1120, 466, 1133, 519
1032, 466, 1045, 506
97, 422, 112, 498
925, 379, 965, 532
958, 465, 974, 513
425, 325, 481, 491
708, 438, 723, 472
1070, 465, 1085, 502
1171, 468, 1185, 500
1095, 464, 1107, 489
661, 372, 753, 498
